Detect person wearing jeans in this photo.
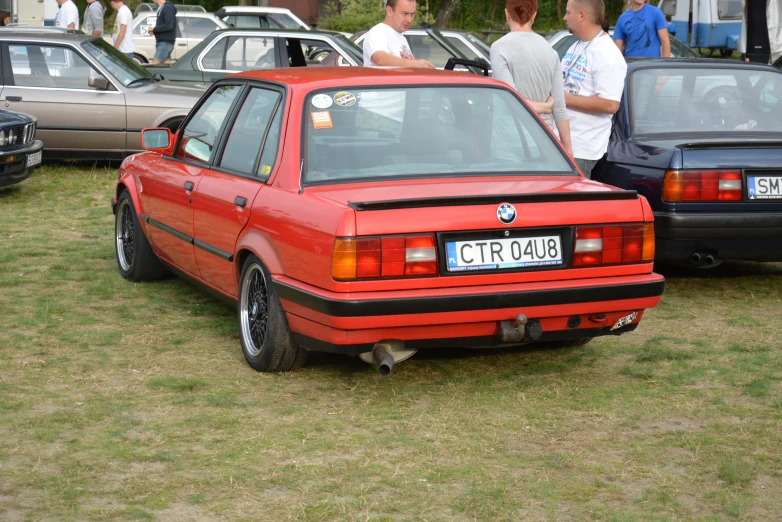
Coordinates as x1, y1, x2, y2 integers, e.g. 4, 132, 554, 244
148, 0, 177, 64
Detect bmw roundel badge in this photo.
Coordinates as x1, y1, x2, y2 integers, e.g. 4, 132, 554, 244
497, 203, 516, 224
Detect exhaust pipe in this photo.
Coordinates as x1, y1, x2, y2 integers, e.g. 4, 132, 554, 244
690, 252, 703, 265
374, 345, 394, 376
359, 340, 417, 376
703, 254, 716, 266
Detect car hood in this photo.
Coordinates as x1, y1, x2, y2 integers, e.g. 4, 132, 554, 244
0, 109, 35, 125
305, 176, 624, 207
123, 80, 205, 109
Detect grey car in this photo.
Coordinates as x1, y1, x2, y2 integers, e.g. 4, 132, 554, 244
0, 31, 204, 160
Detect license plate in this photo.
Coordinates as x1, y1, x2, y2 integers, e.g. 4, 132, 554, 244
446, 235, 563, 272
747, 175, 782, 199
26, 151, 42, 167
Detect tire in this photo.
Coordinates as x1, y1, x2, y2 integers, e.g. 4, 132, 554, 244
238, 255, 307, 372
115, 190, 166, 281
161, 117, 184, 132
133, 53, 148, 64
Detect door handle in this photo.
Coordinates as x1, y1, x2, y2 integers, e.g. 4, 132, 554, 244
177, 43, 187, 46
184, 181, 194, 191
6, 96, 22, 102
234, 196, 247, 207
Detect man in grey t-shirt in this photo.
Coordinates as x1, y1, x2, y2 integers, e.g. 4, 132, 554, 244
83, 0, 105, 36
491, 0, 572, 157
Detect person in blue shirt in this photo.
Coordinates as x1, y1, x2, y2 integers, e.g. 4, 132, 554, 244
614, 0, 670, 57
665, 15, 676, 37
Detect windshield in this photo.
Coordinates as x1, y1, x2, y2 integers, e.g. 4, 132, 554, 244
303, 86, 574, 185
631, 68, 782, 135
334, 34, 363, 62
82, 39, 153, 87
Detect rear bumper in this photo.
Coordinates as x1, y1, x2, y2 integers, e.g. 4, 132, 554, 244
273, 274, 665, 355
0, 140, 43, 188
654, 211, 782, 261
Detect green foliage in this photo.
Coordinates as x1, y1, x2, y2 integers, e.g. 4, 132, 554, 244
319, 0, 385, 33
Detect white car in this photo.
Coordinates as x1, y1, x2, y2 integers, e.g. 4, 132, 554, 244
214, 6, 310, 31
105, 12, 228, 64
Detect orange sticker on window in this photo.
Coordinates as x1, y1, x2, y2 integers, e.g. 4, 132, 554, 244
311, 111, 333, 129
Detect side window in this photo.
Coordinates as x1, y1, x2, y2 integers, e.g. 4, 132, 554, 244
8, 44, 102, 90
184, 18, 220, 40
296, 38, 338, 65
201, 37, 228, 70
177, 85, 242, 163
219, 88, 282, 177
225, 36, 276, 70
447, 36, 482, 63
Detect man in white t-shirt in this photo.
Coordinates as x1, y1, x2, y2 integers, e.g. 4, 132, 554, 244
363, 0, 434, 68
110, 0, 136, 59
561, 0, 627, 177
54, 0, 79, 30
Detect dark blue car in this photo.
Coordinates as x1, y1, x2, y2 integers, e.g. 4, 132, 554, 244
592, 59, 782, 268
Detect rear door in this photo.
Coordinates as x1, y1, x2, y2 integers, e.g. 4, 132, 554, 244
143, 83, 245, 277
192, 84, 285, 296
1, 41, 126, 152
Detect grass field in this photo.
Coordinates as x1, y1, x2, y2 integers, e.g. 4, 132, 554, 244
1, 165, 780, 521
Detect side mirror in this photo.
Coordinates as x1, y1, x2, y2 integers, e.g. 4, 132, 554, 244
141, 128, 175, 154
88, 74, 109, 90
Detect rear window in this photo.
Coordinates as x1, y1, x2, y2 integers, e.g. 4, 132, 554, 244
303, 86, 574, 185
631, 68, 782, 136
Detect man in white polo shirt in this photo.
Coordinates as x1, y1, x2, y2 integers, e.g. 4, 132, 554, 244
363, 0, 434, 69
54, 0, 79, 30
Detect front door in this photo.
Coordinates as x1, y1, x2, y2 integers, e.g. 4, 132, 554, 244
193, 85, 285, 296
144, 83, 245, 277
1, 42, 126, 153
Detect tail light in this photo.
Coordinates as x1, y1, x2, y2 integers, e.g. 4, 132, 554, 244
331, 235, 437, 281
573, 224, 655, 267
663, 170, 742, 202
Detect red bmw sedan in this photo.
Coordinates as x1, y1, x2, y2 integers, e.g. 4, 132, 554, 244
112, 67, 664, 374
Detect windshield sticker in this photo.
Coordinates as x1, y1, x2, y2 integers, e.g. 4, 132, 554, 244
260, 165, 272, 175
311, 94, 333, 109
311, 111, 333, 129
358, 92, 378, 100
333, 91, 356, 107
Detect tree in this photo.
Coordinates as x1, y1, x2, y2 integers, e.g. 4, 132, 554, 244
434, 0, 460, 28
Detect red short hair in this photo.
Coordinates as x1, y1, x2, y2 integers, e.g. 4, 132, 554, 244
506, 0, 538, 25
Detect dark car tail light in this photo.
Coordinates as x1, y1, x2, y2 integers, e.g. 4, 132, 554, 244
331, 235, 437, 281
573, 224, 655, 267
663, 170, 742, 202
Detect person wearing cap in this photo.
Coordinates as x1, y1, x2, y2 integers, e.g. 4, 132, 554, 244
363, 0, 434, 68
110, 0, 136, 59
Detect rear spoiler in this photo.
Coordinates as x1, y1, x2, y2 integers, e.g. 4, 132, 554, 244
348, 191, 638, 211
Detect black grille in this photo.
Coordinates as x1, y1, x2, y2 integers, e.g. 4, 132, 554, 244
0, 123, 36, 149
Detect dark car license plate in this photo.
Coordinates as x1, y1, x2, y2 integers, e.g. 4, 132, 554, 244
445, 235, 563, 272
748, 175, 782, 199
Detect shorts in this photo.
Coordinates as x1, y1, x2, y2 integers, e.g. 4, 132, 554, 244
154, 41, 175, 62
124, 52, 135, 60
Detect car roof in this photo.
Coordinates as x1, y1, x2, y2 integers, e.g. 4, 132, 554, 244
216, 6, 297, 14
133, 11, 220, 21
229, 66, 503, 88
625, 58, 781, 70
0, 32, 94, 43
208, 27, 342, 37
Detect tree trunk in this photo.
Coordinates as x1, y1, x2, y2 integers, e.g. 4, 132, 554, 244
556, 0, 562, 20
434, 0, 460, 28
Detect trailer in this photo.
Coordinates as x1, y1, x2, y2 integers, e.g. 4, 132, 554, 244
5, 0, 59, 27
657, 0, 742, 55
